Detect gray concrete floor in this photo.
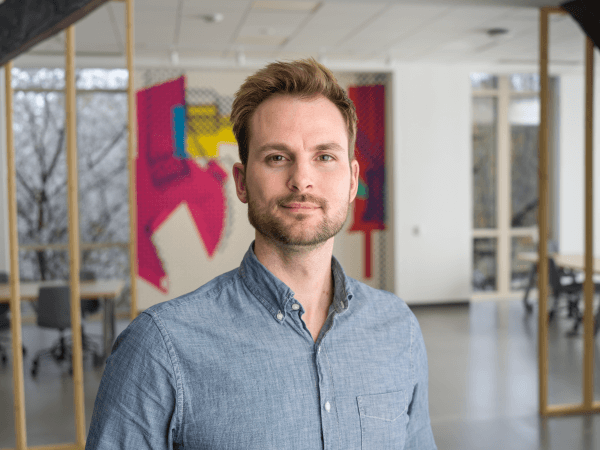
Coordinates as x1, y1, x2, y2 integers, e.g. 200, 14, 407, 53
1, 299, 600, 448
414, 299, 600, 450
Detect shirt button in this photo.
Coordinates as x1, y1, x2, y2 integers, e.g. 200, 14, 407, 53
292, 303, 300, 311
276, 311, 283, 321
324, 401, 331, 412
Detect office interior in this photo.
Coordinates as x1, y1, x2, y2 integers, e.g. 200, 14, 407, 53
1, 0, 600, 448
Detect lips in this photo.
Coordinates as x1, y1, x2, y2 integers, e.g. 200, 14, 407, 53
282, 203, 319, 209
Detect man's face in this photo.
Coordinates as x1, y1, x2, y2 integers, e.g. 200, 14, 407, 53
233, 94, 359, 247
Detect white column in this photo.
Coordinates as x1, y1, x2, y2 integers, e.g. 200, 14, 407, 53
0, 68, 11, 274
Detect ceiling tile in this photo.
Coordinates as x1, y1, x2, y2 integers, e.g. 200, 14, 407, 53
179, 8, 247, 49
137, 0, 182, 11
74, 3, 121, 53
236, 35, 287, 45
182, 0, 252, 15
243, 10, 309, 28
336, 4, 451, 53
284, 2, 387, 51
252, 0, 319, 12
135, 10, 179, 47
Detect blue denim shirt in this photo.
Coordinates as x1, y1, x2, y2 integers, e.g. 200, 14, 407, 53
86, 242, 436, 449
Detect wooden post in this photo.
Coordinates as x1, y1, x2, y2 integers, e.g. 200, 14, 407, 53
65, 26, 86, 447
538, 7, 550, 416
582, 36, 594, 409
5, 61, 28, 450
126, 0, 138, 319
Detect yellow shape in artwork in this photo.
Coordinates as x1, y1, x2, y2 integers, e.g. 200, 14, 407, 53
186, 104, 237, 159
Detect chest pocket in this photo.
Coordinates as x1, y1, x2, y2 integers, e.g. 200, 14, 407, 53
357, 390, 409, 449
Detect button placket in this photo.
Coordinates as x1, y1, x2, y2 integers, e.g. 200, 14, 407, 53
315, 342, 336, 449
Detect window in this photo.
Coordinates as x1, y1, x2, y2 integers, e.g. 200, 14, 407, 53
12, 68, 129, 282
471, 74, 541, 296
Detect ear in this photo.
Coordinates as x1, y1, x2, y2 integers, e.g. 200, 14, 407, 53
349, 159, 360, 203
233, 162, 248, 204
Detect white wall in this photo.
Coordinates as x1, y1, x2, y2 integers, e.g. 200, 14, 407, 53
391, 64, 472, 304
559, 73, 600, 256
0, 69, 10, 274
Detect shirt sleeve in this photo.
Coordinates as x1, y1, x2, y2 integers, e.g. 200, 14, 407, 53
85, 312, 180, 449
404, 314, 437, 450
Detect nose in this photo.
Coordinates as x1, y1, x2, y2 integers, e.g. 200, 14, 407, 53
287, 160, 313, 192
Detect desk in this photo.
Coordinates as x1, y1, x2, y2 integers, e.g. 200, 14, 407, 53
0, 279, 125, 359
517, 252, 600, 320
517, 252, 600, 273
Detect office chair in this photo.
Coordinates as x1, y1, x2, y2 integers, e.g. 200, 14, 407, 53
30, 285, 102, 377
0, 272, 27, 366
565, 279, 600, 336
547, 257, 584, 330
30, 286, 72, 376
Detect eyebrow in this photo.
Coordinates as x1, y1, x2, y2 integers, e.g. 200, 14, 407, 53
256, 142, 346, 154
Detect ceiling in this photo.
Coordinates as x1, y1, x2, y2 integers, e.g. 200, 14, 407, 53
15, 0, 594, 71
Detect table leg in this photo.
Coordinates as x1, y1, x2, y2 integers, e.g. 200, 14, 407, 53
103, 297, 115, 359
523, 263, 537, 313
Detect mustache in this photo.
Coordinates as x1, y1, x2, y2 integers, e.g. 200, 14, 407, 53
278, 193, 326, 208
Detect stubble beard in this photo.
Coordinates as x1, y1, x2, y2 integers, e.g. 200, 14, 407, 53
246, 186, 351, 248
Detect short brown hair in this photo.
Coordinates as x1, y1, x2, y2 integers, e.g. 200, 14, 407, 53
231, 58, 357, 166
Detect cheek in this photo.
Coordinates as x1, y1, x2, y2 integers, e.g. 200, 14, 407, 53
247, 170, 283, 201
325, 172, 351, 196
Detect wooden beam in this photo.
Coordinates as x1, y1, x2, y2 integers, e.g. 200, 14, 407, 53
1, 443, 80, 450
64, 26, 86, 448
542, 6, 568, 15
545, 402, 600, 417
583, 35, 594, 409
538, 6, 550, 417
126, 0, 139, 320
19, 242, 129, 251
4, 61, 28, 450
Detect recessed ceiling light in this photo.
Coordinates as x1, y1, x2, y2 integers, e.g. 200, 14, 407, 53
252, 1, 319, 12
200, 13, 224, 23
486, 28, 510, 37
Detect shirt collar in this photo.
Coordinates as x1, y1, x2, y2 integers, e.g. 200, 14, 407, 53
238, 241, 354, 322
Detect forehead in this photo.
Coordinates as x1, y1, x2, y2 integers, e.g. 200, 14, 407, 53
248, 94, 348, 149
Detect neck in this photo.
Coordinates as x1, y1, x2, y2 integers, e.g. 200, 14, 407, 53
253, 233, 334, 315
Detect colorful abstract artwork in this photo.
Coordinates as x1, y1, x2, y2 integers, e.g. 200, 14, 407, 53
136, 77, 234, 293
347, 85, 386, 279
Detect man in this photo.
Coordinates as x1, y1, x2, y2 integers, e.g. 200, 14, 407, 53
86, 59, 436, 449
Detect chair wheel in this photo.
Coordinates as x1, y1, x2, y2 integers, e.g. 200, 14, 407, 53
31, 362, 37, 377
1, 355, 6, 365
548, 310, 555, 322
22, 347, 27, 357
525, 303, 533, 313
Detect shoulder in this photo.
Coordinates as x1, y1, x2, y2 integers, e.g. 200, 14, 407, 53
346, 277, 416, 323
142, 267, 240, 319
345, 277, 426, 351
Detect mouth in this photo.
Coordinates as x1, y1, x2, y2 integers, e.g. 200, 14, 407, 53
281, 203, 320, 211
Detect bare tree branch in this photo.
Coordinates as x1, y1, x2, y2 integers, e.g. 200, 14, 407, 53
15, 170, 38, 201
89, 124, 127, 169
45, 127, 65, 182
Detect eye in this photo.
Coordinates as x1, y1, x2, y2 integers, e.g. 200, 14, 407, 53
267, 154, 286, 162
318, 154, 335, 162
